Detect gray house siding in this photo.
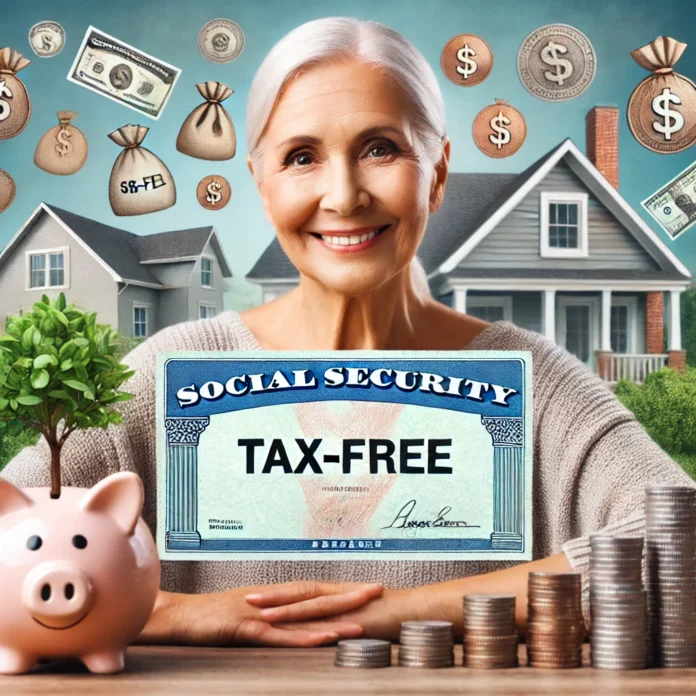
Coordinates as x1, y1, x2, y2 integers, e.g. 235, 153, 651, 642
146, 261, 195, 286
159, 288, 190, 328
117, 285, 160, 338
457, 161, 660, 271
189, 241, 225, 318
0, 212, 118, 327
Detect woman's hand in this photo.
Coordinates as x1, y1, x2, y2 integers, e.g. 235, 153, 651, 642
247, 586, 423, 642
136, 581, 384, 647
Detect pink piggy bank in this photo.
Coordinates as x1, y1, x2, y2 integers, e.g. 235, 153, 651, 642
0, 472, 161, 674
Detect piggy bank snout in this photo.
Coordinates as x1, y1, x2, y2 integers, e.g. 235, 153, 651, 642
21, 561, 93, 630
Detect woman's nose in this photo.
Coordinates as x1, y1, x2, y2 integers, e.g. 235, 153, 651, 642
319, 157, 370, 216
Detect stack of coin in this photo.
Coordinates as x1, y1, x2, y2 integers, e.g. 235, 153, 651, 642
527, 572, 585, 668
589, 534, 647, 670
462, 594, 519, 668
334, 639, 391, 668
645, 485, 696, 668
398, 621, 454, 668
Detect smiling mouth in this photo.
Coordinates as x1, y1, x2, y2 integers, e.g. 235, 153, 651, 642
309, 224, 391, 247
32, 615, 86, 631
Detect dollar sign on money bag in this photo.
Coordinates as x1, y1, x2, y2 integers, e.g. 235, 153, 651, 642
472, 99, 527, 158
34, 111, 88, 176
0, 47, 31, 140
627, 36, 696, 153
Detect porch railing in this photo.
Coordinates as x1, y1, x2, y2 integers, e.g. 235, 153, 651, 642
602, 353, 669, 385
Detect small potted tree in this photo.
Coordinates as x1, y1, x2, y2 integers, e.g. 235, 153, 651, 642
0, 294, 160, 674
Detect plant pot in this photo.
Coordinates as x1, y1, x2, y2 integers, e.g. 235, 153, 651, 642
0, 472, 161, 674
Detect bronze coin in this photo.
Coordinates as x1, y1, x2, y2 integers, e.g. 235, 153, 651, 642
0, 169, 16, 213
472, 99, 527, 158
440, 34, 493, 87
196, 175, 231, 210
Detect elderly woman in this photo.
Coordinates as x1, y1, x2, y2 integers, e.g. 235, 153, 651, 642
2, 17, 692, 647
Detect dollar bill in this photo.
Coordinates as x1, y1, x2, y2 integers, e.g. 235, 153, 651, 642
157, 351, 533, 562
642, 160, 696, 240
67, 26, 181, 120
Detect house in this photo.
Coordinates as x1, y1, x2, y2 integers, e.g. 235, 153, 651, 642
246, 107, 691, 384
0, 203, 232, 338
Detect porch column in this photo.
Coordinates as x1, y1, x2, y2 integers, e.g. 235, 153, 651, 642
669, 290, 682, 351
454, 288, 467, 314
646, 291, 664, 353
542, 289, 556, 341
601, 290, 612, 351
668, 289, 687, 373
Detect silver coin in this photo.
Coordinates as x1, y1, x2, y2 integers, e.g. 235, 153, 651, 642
517, 23, 596, 101
198, 18, 245, 63
28, 21, 65, 58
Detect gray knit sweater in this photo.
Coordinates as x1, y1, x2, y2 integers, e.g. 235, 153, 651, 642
2, 311, 692, 610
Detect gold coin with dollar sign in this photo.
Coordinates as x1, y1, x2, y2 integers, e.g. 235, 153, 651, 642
517, 24, 596, 101
627, 36, 696, 154
440, 34, 493, 87
196, 175, 231, 210
472, 99, 527, 158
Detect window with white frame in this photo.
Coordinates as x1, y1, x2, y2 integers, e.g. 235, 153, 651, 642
466, 296, 513, 323
133, 305, 149, 338
26, 248, 69, 289
199, 302, 217, 319
540, 192, 588, 258
610, 297, 637, 354
201, 257, 213, 288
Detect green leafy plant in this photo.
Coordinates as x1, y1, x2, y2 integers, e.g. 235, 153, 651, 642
615, 366, 696, 477
0, 294, 134, 497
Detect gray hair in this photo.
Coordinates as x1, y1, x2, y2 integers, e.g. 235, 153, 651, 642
246, 16, 441, 298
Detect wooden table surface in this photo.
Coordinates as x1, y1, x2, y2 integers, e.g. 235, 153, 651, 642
1, 643, 694, 695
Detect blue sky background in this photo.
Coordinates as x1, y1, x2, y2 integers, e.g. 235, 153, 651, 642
2, 0, 696, 308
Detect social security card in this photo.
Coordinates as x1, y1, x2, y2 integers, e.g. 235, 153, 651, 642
156, 351, 533, 561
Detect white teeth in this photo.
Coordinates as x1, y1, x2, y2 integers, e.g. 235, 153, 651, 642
320, 227, 384, 246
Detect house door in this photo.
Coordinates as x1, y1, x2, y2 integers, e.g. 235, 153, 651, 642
557, 295, 600, 370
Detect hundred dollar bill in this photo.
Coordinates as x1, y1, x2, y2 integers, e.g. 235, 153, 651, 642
157, 351, 533, 562
67, 26, 181, 119
642, 160, 696, 240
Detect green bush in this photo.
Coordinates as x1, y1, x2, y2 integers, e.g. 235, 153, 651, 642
683, 285, 696, 368
615, 366, 696, 468
0, 428, 40, 472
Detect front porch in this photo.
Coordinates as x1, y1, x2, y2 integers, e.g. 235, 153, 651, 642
440, 285, 687, 385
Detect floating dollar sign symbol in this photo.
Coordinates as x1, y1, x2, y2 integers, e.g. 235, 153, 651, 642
0, 80, 12, 123
55, 128, 73, 158
206, 180, 223, 205
489, 110, 511, 150
540, 40, 574, 86
456, 43, 477, 79
651, 87, 685, 141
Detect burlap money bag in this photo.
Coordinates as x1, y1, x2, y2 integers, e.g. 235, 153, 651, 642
34, 111, 88, 176
176, 81, 236, 160
0, 47, 31, 140
628, 36, 696, 152
108, 124, 176, 216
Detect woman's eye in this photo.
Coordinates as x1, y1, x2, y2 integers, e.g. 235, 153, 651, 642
287, 151, 313, 167
365, 142, 397, 159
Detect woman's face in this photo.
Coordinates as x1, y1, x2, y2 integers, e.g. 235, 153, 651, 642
249, 60, 448, 296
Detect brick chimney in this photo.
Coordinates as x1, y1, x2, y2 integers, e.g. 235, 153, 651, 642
585, 107, 619, 190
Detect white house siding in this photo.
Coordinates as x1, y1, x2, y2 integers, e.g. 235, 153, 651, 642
0, 212, 118, 326
117, 285, 160, 338
457, 161, 659, 271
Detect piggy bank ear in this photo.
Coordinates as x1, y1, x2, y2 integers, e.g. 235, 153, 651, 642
78, 472, 144, 536
0, 477, 34, 517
